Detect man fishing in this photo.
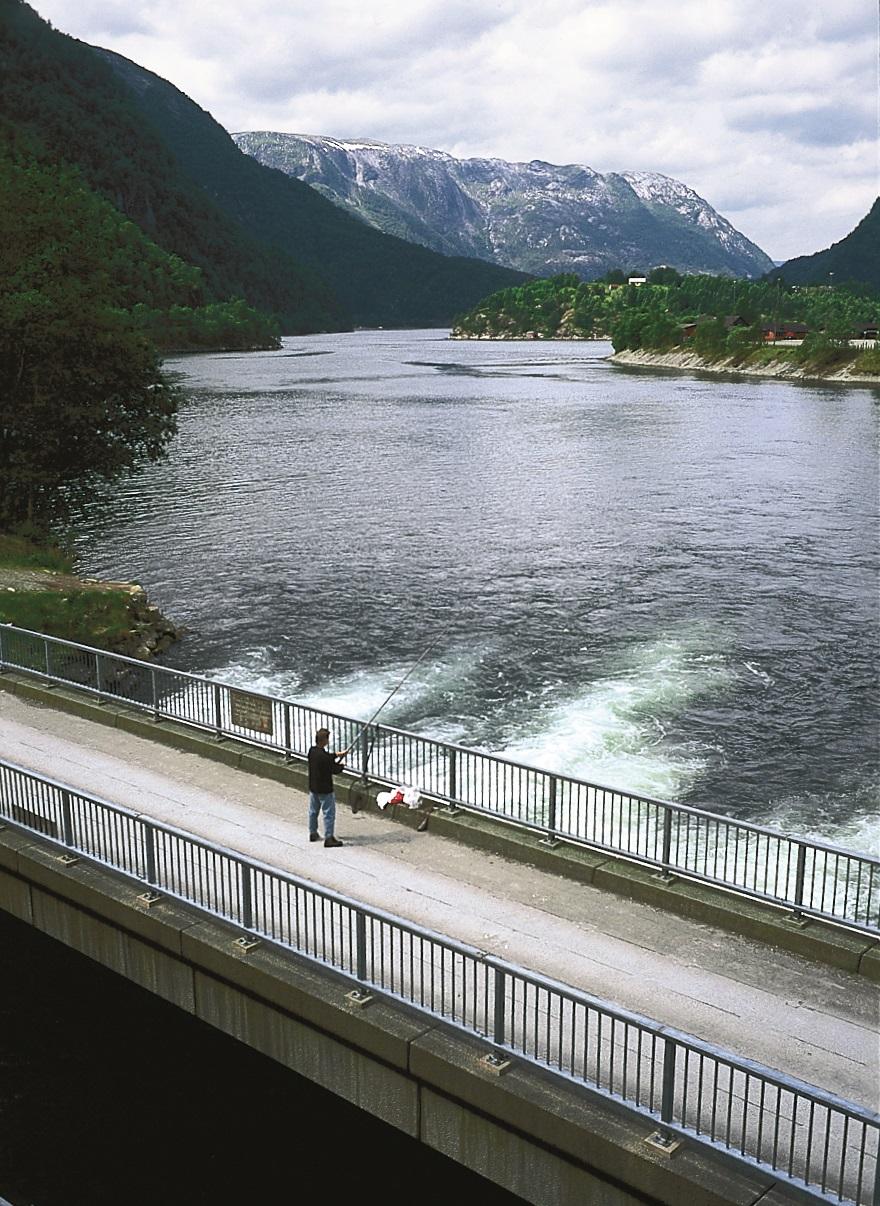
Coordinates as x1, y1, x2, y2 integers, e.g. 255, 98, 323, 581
307, 727, 345, 848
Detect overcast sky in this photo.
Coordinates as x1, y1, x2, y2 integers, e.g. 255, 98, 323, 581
35, 0, 880, 261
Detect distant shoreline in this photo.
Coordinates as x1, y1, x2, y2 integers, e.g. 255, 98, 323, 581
607, 348, 880, 386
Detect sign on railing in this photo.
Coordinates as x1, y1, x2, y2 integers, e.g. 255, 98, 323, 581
0, 756, 877, 1206
1, 623, 878, 935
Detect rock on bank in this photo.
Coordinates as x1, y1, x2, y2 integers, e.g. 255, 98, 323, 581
608, 348, 880, 385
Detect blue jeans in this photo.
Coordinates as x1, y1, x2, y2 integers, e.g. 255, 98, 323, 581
309, 791, 336, 838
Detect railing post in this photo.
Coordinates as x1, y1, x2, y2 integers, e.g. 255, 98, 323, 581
143, 821, 157, 884
240, 861, 253, 930
44, 638, 53, 680
793, 843, 807, 908
60, 789, 74, 848
95, 650, 105, 697
0, 623, 6, 671
355, 910, 367, 982
283, 702, 292, 761
447, 746, 457, 802
360, 725, 371, 781
151, 668, 160, 721
493, 966, 506, 1048
660, 1036, 677, 1125
546, 774, 557, 835
213, 681, 224, 740
661, 806, 673, 871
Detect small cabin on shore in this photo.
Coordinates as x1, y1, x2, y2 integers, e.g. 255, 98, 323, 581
762, 322, 808, 342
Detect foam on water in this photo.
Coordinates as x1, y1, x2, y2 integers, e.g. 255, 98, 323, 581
201, 647, 303, 700
299, 644, 489, 737
761, 778, 880, 856
495, 636, 737, 801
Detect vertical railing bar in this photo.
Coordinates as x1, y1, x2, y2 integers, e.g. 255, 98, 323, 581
240, 859, 253, 930
493, 966, 506, 1049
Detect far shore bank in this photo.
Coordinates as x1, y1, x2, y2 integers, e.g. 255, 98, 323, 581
608, 348, 880, 386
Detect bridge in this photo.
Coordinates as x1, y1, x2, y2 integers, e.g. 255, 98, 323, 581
0, 625, 878, 1205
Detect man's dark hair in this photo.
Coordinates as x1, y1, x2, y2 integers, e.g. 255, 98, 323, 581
315, 727, 330, 743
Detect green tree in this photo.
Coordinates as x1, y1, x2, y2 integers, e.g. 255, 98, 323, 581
648, 266, 682, 286
0, 151, 178, 530
692, 317, 727, 358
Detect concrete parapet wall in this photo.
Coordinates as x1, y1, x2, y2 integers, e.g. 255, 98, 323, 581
0, 825, 791, 1206
2, 670, 876, 982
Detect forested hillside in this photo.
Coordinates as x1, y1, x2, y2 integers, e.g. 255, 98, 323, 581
0, 0, 344, 333
97, 50, 529, 328
0, 0, 527, 331
770, 200, 880, 292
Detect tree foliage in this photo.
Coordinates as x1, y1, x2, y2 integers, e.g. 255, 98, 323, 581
0, 148, 178, 529
453, 272, 879, 361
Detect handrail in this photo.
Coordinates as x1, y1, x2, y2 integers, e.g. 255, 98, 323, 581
0, 755, 876, 1205
1, 623, 877, 935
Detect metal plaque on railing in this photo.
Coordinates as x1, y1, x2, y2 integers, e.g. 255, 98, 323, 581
229, 689, 274, 735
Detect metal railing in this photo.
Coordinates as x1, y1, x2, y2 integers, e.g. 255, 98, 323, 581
1, 624, 878, 935
0, 756, 877, 1205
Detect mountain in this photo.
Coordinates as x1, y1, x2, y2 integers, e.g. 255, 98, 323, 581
0, 1, 527, 332
232, 133, 774, 281
92, 52, 527, 329
769, 200, 880, 291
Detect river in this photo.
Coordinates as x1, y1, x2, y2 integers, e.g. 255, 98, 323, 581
72, 331, 879, 853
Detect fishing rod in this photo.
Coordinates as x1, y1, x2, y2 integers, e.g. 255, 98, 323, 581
339, 629, 447, 757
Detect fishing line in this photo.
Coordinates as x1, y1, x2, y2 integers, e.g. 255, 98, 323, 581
340, 626, 449, 759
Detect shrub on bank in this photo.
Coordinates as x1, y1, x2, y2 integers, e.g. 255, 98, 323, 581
791, 334, 852, 371
853, 346, 880, 374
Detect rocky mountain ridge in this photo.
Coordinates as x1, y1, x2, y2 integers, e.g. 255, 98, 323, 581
233, 132, 774, 280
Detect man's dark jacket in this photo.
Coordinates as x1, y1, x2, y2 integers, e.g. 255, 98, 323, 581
308, 745, 342, 794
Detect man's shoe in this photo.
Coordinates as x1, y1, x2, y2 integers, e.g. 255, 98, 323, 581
324, 836, 344, 848
309, 832, 320, 842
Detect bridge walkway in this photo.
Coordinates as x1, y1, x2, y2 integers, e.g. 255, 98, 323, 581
1, 689, 877, 1112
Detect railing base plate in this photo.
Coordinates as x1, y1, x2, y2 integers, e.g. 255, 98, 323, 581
136, 891, 163, 908
57, 853, 79, 866
651, 871, 676, 885
233, 936, 261, 953
644, 1131, 681, 1156
480, 1052, 513, 1076
345, 989, 375, 1009
784, 912, 810, 929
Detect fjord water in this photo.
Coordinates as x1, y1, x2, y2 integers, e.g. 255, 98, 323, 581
73, 331, 879, 852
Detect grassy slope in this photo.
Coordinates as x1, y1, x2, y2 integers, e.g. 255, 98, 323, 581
0, 537, 146, 649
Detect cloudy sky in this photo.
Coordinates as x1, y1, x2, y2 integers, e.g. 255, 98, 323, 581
36, 0, 879, 261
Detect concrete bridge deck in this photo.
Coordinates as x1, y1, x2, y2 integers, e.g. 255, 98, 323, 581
1, 688, 877, 1114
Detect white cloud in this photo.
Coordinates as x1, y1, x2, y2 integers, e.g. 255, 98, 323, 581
32, 0, 880, 261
